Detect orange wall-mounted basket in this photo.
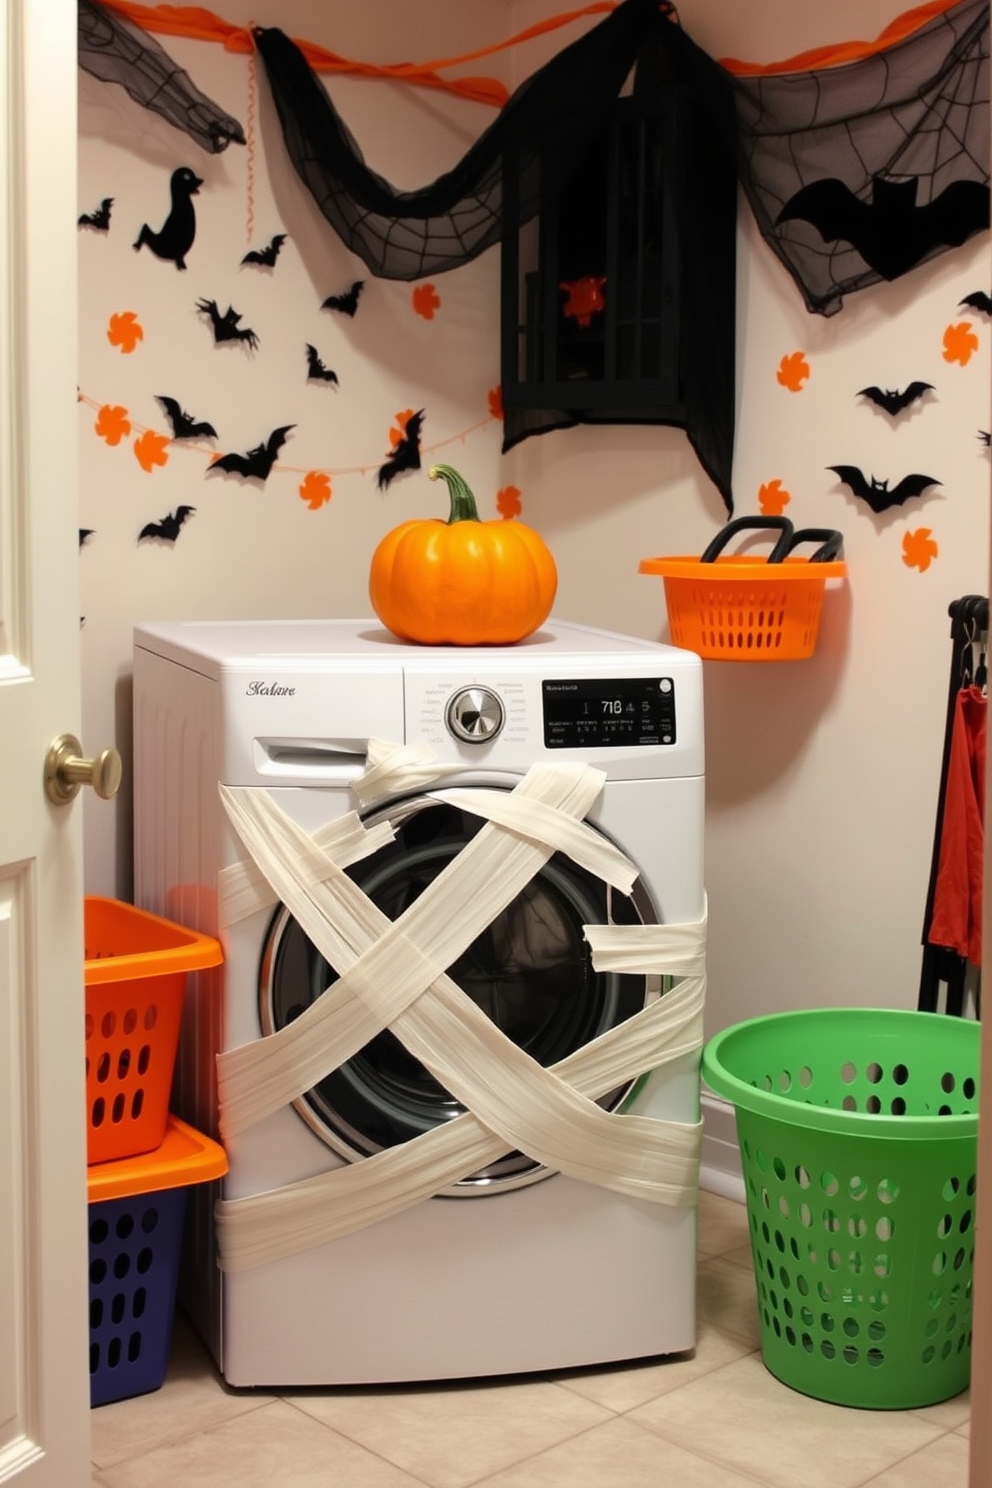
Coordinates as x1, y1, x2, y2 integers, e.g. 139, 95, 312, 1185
640, 518, 847, 662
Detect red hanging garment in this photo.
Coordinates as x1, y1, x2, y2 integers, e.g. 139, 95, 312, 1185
928, 683, 987, 967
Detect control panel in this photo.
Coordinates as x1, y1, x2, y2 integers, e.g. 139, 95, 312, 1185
542, 677, 676, 748
434, 674, 679, 754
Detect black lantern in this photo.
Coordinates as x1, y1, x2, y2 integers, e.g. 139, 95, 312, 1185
499, 13, 738, 513
502, 91, 681, 411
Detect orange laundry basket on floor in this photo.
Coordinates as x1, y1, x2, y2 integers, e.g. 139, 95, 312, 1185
640, 517, 847, 661
84, 897, 223, 1164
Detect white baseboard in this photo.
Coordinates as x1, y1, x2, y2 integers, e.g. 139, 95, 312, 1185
699, 1091, 745, 1204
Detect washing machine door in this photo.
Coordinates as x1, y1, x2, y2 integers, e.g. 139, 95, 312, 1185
259, 786, 658, 1193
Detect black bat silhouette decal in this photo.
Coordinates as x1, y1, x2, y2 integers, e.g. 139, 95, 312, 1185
322, 280, 364, 316
960, 290, 992, 316
979, 430, 991, 448
241, 233, 287, 268
305, 344, 338, 385
828, 465, 941, 514
777, 174, 990, 281
377, 410, 424, 491
156, 395, 217, 440
196, 297, 259, 350
857, 381, 933, 416
78, 197, 113, 231
79, 528, 95, 549
209, 425, 294, 481
134, 166, 202, 270
138, 505, 196, 543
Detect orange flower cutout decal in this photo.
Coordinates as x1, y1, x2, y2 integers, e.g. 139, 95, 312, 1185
107, 311, 144, 353
758, 479, 791, 516
776, 351, 810, 391
902, 527, 939, 572
943, 322, 979, 365
299, 471, 332, 509
496, 485, 522, 519
412, 283, 441, 320
388, 408, 416, 447
133, 430, 169, 473
94, 404, 131, 446
488, 385, 504, 421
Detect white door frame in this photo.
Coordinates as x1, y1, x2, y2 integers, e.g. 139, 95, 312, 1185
0, 3, 92, 1484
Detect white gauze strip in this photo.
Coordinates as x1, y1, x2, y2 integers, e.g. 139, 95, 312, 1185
431, 788, 638, 892
214, 779, 687, 1184
212, 742, 706, 1268
584, 921, 708, 978
215, 919, 706, 1270
353, 736, 467, 808
216, 775, 698, 1186
218, 812, 397, 927
216, 763, 626, 1135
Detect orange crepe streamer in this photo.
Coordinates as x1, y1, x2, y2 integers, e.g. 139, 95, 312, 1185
96, 0, 968, 99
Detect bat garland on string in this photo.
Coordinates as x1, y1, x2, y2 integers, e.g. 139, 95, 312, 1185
196, 297, 260, 350
378, 410, 424, 490
242, 233, 288, 268
828, 465, 941, 514
156, 395, 217, 440
209, 425, 295, 481
138, 505, 196, 543
78, 198, 113, 231
305, 344, 339, 385
322, 280, 364, 316
857, 381, 933, 416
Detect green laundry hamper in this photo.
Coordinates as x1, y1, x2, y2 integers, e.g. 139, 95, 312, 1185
702, 1007, 980, 1410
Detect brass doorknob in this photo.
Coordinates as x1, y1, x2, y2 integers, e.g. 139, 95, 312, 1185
44, 733, 123, 805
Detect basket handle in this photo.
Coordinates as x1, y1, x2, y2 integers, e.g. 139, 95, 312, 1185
785, 527, 845, 563
699, 515, 795, 565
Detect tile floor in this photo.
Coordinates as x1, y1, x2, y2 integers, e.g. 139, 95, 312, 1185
89, 1189, 972, 1488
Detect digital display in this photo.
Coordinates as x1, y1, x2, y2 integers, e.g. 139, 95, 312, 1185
542, 677, 676, 749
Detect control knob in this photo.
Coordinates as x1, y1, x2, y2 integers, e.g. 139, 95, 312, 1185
446, 686, 504, 744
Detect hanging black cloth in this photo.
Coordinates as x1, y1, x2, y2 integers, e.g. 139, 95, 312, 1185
78, 0, 245, 153
732, 0, 989, 317
252, 1, 738, 512
497, 14, 738, 512
253, 1, 666, 280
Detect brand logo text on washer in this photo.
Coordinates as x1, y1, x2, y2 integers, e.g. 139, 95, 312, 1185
245, 680, 296, 696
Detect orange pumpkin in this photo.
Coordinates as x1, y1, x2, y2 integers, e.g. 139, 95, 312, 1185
369, 464, 557, 645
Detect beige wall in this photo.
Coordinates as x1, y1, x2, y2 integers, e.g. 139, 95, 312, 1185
79, 1, 991, 1039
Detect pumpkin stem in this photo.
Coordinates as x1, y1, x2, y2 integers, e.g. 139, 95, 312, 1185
429, 463, 480, 525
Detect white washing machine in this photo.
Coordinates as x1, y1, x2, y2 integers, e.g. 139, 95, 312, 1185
132, 618, 705, 1387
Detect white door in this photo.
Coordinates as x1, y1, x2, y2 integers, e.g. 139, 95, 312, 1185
0, 2, 94, 1484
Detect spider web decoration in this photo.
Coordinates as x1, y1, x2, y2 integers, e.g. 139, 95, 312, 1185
733, 0, 990, 316
251, 0, 663, 282
253, 0, 738, 511
79, 0, 245, 154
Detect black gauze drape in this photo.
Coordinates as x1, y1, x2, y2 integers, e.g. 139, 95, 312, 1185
733, 0, 989, 316
252, 2, 664, 279
253, 0, 739, 512
79, 0, 245, 153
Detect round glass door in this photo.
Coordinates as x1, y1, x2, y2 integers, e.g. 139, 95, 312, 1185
259, 790, 657, 1192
